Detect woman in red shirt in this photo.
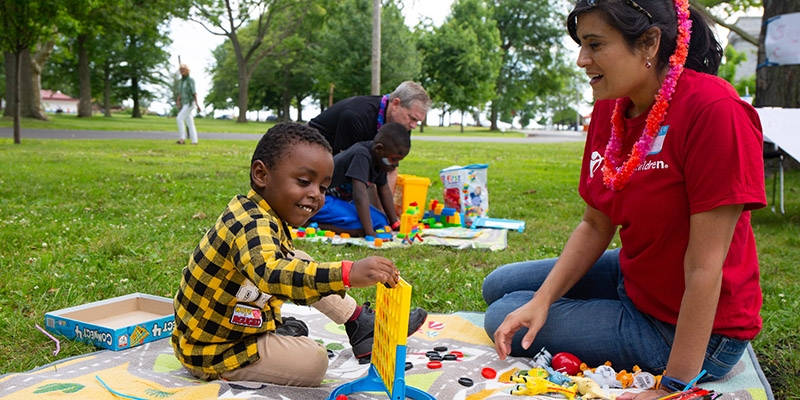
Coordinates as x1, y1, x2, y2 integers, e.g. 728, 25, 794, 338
482, 1, 765, 398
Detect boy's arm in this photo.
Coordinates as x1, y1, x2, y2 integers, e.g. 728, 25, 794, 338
377, 183, 398, 226
351, 178, 377, 237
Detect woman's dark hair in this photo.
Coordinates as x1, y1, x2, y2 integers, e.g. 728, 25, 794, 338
251, 122, 332, 170
567, 0, 722, 74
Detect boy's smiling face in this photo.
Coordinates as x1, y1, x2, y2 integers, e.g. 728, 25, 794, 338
253, 143, 333, 227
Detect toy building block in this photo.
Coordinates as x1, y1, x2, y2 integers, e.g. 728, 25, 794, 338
422, 200, 464, 228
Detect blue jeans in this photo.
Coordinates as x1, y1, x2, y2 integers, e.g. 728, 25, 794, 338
482, 249, 748, 381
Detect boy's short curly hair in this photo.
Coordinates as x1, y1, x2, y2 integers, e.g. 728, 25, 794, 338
251, 122, 332, 170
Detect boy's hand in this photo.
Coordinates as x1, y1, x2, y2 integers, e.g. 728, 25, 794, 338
349, 256, 400, 288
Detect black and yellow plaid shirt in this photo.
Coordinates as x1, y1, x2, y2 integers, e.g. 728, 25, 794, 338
172, 190, 346, 378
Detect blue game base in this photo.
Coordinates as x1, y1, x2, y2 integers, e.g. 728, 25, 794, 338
327, 342, 435, 400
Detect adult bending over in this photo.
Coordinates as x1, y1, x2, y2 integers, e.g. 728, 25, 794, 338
308, 81, 431, 213
482, 1, 765, 399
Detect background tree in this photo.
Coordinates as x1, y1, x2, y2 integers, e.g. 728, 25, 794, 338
419, 0, 501, 132
691, 0, 761, 45
487, 0, 571, 131
0, 53, 4, 111
3, 43, 54, 120
314, 0, 419, 103
204, 42, 238, 114
0, 0, 59, 143
59, 0, 119, 117
189, 0, 323, 123
56, 0, 187, 117
204, 1, 325, 121
116, 19, 172, 117
718, 45, 756, 96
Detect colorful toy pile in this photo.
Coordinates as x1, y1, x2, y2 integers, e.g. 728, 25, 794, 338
503, 347, 719, 400
422, 199, 463, 228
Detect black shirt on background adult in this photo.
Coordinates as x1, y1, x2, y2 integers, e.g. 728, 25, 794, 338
308, 95, 382, 154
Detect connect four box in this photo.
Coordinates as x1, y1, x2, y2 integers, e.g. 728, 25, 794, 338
44, 293, 175, 351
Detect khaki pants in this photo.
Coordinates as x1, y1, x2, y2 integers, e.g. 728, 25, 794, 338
217, 250, 358, 386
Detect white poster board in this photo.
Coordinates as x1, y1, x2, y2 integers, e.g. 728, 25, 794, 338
764, 12, 800, 66
756, 107, 800, 162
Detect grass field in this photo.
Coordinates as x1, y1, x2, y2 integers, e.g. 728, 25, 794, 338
0, 115, 798, 397
0, 112, 527, 137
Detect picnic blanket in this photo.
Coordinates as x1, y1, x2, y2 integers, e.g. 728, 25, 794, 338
299, 227, 509, 251
0, 304, 773, 400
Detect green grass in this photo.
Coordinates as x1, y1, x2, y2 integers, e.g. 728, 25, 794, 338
0, 112, 527, 137
0, 123, 797, 398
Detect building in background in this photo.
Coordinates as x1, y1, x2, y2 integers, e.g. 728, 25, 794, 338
41, 90, 79, 114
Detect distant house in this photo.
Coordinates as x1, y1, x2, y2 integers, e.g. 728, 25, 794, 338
41, 90, 79, 114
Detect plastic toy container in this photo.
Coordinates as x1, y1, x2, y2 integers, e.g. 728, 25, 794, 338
394, 174, 431, 217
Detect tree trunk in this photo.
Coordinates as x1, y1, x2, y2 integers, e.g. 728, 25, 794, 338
237, 70, 249, 122
295, 94, 304, 122
131, 74, 141, 118
4, 49, 47, 120
77, 34, 93, 117
754, 0, 800, 108
103, 62, 112, 117
18, 48, 42, 119
489, 103, 499, 131
4, 52, 16, 118
29, 40, 56, 121
12, 50, 22, 144
281, 94, 291, 122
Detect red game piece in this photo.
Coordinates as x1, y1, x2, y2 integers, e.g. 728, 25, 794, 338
427, 361, 442, 369
481, 367, 497, 379
551, 352, 582, 376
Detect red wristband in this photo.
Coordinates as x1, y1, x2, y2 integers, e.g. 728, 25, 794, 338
342, 260, 353, 288
391, 220, 401, 230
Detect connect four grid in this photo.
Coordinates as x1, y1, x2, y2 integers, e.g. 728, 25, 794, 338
373, 278, 412, 394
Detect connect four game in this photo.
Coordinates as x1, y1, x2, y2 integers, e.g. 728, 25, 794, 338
327, 278, 434, 400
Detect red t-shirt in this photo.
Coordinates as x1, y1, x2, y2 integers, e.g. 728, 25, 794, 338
578, 69, 766, 340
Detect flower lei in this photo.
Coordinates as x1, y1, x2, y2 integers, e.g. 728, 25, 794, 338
376, 94, 389, 131
602, 0, 692, 191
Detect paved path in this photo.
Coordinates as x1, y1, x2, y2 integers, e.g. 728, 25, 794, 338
0, 127, 585, 144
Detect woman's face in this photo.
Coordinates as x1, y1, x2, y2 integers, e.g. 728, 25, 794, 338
575, 11, 653, 106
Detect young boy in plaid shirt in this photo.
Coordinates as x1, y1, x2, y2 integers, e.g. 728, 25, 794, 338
172, 122, 427, 386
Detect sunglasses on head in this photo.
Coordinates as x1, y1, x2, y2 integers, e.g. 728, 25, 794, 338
587, 0, 653, 22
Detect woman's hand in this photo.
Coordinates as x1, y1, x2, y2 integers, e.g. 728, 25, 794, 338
493, 299, 548, 360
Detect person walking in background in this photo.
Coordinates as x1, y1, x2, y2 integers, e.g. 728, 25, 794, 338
483, 0, 765, 399
176, 64, 201, 145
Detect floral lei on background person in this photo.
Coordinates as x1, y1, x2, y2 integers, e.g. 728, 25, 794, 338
602, 0, 692, 191
376, 94, 390, 131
